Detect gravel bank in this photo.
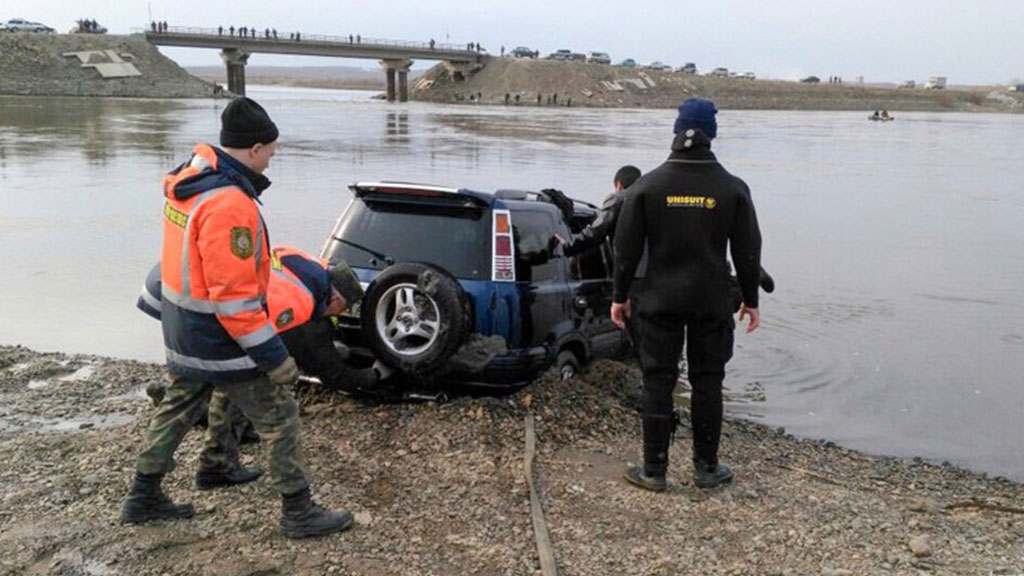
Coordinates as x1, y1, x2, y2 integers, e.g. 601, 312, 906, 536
1, 344, 1022, 576
413, 57, 1024, 113
0, 34, 221, 98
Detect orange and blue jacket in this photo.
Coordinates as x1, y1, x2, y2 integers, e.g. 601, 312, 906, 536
157, 143, 288, 382
140, 245, 333, 338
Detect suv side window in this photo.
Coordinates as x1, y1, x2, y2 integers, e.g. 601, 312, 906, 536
511, 211, 560, 282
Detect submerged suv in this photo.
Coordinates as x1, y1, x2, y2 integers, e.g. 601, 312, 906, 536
320, 182, 627, 388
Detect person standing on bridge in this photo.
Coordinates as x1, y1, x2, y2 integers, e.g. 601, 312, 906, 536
273, 29, 277, 40
430, 38, 435, 50
218, 25, 223, 36
119, 97, 355, 539
229, 25, 234, 37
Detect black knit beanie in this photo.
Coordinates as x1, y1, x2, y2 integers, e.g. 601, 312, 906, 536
220, 97, 279, 148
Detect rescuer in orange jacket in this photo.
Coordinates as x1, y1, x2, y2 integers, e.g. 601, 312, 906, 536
121, 98, 354, 540
139, 246, 387, 398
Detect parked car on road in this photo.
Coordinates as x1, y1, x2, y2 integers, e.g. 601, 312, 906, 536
546, 49, 573, 61
569, 52, 586, 62
709, 67, 730, 77
899, 80, 916, 89
511, 46, 535, 58
321, 182, 629, 388
741, 71, 756, 80
586, 52, 611, 65
5, 18, 55, 33
676, 62, 698, 75
646, 61, 671, 71
800, 75, 821, 84
70, 19, 107, 34
616, 58, 637, 68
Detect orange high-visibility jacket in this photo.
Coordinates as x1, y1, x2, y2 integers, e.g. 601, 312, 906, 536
158, 143, 288, 382
267, 245, 333, 334
139, 247, 333, 336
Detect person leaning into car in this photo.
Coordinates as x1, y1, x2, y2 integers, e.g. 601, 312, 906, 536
611, 98, 762, 493
138, 246, 390, 402
120, 97, 353, 540
555, 165, 642, 257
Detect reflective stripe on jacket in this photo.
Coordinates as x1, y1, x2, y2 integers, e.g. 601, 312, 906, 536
267, 246, 332, 334
138, 246, 332, 335
159, 143, 287, 382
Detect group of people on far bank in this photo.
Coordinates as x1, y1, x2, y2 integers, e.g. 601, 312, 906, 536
119, 95, 762, 538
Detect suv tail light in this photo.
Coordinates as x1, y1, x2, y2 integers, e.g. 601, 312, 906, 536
492, 210, 515, 282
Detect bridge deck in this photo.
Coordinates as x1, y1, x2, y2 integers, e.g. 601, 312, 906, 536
143, 27, 481, 63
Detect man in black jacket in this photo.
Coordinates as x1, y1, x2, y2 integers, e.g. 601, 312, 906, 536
611, 98, 762, 492
557, 165, 642, 257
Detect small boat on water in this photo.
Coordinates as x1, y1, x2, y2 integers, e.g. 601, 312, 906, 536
869, 113, 895, 122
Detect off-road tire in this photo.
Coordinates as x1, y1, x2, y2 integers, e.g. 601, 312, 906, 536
362, 262, 471, 376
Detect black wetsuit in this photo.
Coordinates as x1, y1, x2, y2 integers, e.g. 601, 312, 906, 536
612, 129, 761, 475
279, 317, 378, 394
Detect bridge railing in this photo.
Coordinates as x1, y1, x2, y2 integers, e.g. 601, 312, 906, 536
139, 25, 478, 54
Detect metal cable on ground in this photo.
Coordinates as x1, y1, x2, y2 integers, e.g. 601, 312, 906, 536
524, 413, 558, 576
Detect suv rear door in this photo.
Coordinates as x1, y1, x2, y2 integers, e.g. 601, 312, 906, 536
509, 209, 570, 349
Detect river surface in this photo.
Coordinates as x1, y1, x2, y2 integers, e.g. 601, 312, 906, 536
2, 86, 1023, 479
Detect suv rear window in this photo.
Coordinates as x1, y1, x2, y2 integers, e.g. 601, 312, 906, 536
327, 199, 490, 280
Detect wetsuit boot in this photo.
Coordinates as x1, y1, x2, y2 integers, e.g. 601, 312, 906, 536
623, 415, 674, 493
690, 373, 732, 488
195, 462, 263, 491
279, 487, 354, 539
694, 459, 733, 489
120, 472, 195, 524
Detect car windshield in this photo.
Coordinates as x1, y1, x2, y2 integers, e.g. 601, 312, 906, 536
326, 199, 491, 280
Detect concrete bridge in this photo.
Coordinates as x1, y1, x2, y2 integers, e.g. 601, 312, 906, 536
143, 26, 484, 100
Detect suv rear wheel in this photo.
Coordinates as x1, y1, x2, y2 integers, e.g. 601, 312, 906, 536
362, 263, 471, 375
556, 350, 580, 381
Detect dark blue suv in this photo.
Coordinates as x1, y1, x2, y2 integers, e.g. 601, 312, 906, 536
320, 182, 627, 389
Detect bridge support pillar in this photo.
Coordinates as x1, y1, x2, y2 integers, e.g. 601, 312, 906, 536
385, 68, 396, 102
381, 59, 413, 103
221, 49, 250, 96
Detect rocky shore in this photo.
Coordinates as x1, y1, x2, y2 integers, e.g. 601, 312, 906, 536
1, 344, 1022, 576
413, 57, 1024, 113
0, 34, 220, 98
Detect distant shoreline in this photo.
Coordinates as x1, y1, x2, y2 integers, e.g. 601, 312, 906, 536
409, 58, 1024, 113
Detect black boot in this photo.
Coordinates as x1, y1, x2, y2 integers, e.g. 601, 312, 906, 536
693, 459, 733, 489
624, 415, 674, 493
279, 487, 354, 539
120, 473, 195, 524
623, 466, 667, 492
195, 462, 263, 491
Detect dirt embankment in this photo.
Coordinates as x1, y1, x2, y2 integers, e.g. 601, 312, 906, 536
0, 34, 221, 98
413, 57, 1024, 113
1, 344, 1023, 576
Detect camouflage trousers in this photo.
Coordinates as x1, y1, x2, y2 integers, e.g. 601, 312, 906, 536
135, 371, 310, 495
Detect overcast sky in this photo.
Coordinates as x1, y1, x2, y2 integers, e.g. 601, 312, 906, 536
5, 0, 1022, 84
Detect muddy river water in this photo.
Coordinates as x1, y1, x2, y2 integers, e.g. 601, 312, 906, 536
1, 87, 1022, 479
